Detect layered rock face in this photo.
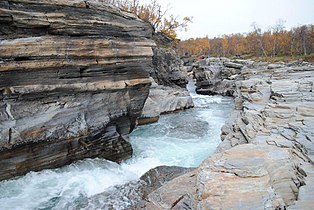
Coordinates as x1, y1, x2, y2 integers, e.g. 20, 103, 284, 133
138, 78, 193, 125
138, 47, 193, 125
151, 47, 188, 88
193, 57, 251, 96
135, 59, 314, 209
0, 0, 155, 180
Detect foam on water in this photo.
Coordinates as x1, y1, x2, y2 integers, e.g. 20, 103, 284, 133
0, 81, 234, 210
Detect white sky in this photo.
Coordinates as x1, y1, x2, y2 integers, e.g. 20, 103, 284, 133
141, 0, 314, 40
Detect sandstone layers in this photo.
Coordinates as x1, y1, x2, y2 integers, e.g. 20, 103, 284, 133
136, 59, 314, 209
0, 0, 155, 180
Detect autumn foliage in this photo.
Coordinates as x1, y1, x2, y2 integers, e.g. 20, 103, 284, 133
177, 23, 314, 59
101, 0, 192, 40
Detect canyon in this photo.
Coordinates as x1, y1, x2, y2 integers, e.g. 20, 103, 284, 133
0, 1, 314, 210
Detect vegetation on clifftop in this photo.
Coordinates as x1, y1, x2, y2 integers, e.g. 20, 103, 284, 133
101, 0, 192, 40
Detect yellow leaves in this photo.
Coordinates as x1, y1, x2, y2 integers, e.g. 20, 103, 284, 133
178, 24, 314, 58
103, 0, 192, 44
177, 37, 210, 55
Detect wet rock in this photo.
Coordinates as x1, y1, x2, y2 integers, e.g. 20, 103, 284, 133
78, 180, 145, 210
138, 83, 194, 125
0, 0, 154, 180
139, 166, 195, 200
134, 169, 198, 210
145, 59, 314, 209
80, 166, 195, 210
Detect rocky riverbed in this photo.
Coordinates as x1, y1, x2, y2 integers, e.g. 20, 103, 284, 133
1, 1, 313, 209
134, 58, 314, 209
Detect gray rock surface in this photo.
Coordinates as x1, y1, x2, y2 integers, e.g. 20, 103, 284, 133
135, 59, 314, 209
137, 46, 193, 125
151, 47, 188, 88
79, 166, 194, 210
138, 80, 194, 125
206, 59, 314, 209
193, 58, 245, 96
0, 0, 155, 180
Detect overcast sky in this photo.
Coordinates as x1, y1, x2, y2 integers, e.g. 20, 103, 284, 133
142, 0, 314, 40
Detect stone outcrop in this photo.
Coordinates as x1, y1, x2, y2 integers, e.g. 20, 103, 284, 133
138, 47, 193, 125
151, 47, 188, 88
136, 144, 309, 209
193, 58, 245, 96
215, 59, 314, 209
137, 78, 194, 125
0, 0, 155, 180
197, 144, 308, 209
78, 165, 194, 209
134, 59, 314, 209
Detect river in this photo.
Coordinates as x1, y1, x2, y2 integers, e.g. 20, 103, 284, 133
0, 81, 234, 210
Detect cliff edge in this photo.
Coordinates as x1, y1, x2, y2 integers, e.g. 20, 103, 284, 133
0, 0, 155, 180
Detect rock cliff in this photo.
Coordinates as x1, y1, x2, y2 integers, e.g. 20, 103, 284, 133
134, 59, 314, 209
0, 0, 155, 180
151, 47, 188, 88
138, 47, 193, 125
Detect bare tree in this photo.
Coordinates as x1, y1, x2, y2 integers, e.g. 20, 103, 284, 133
271, 19, 286, 57
251, 22, 267, 57
300, 25, 307, 55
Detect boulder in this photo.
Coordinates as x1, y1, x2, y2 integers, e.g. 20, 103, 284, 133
267, 63, 285, 69
79, 165, 194, 210
138, 84, 194, 125
224, 61, 244, 69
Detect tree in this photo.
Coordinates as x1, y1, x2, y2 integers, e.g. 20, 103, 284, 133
102, 0, 192, 40
251, 22, 268, 57
177, 23, 314, 59
271, 19, 286, 57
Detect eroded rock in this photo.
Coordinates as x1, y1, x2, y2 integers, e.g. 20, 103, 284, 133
138, 79, 194, 125
0, 0, 155, 180
138, 59, 314, 209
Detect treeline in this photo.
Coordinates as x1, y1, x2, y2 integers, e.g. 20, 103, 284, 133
177, 23, 314, 58
100, 0, 192, 39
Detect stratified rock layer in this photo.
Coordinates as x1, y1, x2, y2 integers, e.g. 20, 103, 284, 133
136, 60, 314, 209
138, 47, 193, 125
151, 47, 188, 88
0, 0, 155, 180
138, 79, 194, 125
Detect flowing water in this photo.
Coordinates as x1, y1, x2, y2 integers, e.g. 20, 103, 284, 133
0, 81, 234, 210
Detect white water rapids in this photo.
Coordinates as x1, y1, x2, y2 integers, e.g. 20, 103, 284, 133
0, 81, 234, 210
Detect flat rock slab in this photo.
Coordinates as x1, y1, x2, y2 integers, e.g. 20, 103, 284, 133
140, 144, 308, 210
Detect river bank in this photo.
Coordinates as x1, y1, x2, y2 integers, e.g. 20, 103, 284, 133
0, 82, 234, 209
134, 58, 314, 209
